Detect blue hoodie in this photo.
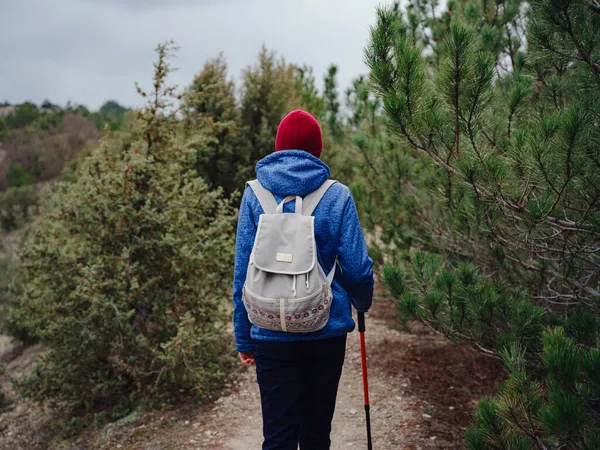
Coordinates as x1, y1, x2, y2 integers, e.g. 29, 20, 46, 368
232, 150, 374, 352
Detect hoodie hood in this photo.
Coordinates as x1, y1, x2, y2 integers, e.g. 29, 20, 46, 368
255, 150, 330, 197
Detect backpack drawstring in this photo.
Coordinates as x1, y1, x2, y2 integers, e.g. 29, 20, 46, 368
292, 275, 309, 295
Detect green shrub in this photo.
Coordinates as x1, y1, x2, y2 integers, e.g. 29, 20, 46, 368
0, 251, 25, 335
6, 162, 33, 188
5, 102, 40, 129
90, 100, 128, 131
8, 43, 238, 415
1, 252, 32, 342
0, 185, 38, 232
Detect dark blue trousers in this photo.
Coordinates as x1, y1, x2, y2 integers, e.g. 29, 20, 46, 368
254, 334, 347, 450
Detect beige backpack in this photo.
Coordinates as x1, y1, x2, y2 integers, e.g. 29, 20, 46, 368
242, 179, 338, 333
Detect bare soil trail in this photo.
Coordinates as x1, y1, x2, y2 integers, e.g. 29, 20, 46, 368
186, 307, 415, 450
178, 298, 503, 450
0, 295, 503, 449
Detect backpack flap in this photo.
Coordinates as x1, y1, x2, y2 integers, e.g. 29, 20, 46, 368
252, 214, 316, 275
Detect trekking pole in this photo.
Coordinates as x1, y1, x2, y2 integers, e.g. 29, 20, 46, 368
358, 311, 373, 450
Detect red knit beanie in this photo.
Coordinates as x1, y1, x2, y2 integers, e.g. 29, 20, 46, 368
275, 110, 323, 159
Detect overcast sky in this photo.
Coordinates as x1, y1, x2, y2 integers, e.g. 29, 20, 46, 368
0, 0, 388, 110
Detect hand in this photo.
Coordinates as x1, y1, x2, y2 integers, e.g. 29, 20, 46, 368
239, 351, 255, 366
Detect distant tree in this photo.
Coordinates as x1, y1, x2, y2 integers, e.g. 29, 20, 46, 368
345, 75, 378, 131
35, 110, 65, 131
0, 251, 21, 330
73, 104, 90, 117
294, 65, 325, 119
6, 163, 33, 188
100, 100, 126, 115
5, 102, 39, 129
183, 55, 246, 194
239, 46, 301, 170
323, 65, 343, 141
91, 100, 128, 131
186, 54, 236, 121
40, 99, 60, 111
0, 185, 38, 233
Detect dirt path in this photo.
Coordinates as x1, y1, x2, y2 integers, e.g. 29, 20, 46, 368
1, 311, 426, 449
167, 297, 503, 450
190, 314, 417, 450
1, 297, 503, 449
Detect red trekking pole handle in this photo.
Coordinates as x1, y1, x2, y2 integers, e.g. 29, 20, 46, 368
358, 311, 373, 450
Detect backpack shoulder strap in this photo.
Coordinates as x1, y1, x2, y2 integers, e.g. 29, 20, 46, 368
247, 180, 278, 214
302, 180, 338, 216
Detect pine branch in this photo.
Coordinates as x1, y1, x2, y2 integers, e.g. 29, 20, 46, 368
507, 407, 549, 450
554, 371, 600, 424
415, 313, 500, 358
423, 136, 596, 235
454, 73, 461, 158
482, 129, 505, 153
556, 2, 600, 78
494, 234, 600, 299
587, 0, 600, 14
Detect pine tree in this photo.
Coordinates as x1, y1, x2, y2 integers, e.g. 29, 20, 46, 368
323, 65, 343, 141
294, 65, 325, 119
183, 54, 245, 194
183, 49, 308, 194
239, 46, 301, 169
367, 1, 600, 447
